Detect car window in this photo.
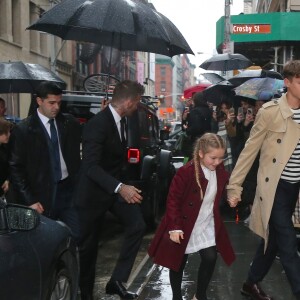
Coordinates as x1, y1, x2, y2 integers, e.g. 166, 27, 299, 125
137, 107, 159, 147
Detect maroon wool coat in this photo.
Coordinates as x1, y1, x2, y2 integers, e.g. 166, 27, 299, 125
148, 160, 236, 272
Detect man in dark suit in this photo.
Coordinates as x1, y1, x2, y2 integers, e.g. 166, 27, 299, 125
9, 81, 81, 238
75, 80, 146, 300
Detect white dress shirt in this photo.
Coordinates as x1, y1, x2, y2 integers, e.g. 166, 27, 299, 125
37, 109, 68, 180
185, 165, 217, 254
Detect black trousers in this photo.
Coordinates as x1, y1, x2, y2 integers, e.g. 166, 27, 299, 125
50, 177, 80, 241
247, 179, 300, 296
77, 198, 146, 296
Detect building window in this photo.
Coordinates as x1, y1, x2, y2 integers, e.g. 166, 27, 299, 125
160, 66, 166, 77
12, 0, 21, 44
160, 81, 166, 92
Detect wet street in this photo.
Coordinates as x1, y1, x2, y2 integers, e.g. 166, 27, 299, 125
93, 212, 298, 300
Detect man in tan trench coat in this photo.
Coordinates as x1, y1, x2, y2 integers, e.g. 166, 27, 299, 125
227, 60, 300, 300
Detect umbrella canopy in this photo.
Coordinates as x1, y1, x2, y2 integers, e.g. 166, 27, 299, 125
228, 69, 283, 87
200, 73, 226, 84
199, 53, 252, 71
27, 0, 193, 57
203, 80, 234, 104
0, 61, 66, 93
234, 77, 285, 101
183, 83, 211, 99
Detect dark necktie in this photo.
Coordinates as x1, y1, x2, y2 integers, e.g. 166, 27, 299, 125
120, 117, 127, 145
49, 119, 62, 182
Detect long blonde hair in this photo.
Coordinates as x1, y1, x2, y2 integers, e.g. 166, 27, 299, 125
193, 133, 226, 197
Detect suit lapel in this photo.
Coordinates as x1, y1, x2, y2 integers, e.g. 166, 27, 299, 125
104, 106, 123, 145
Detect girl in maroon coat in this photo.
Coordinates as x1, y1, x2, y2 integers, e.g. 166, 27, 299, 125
148, 133, 235, 300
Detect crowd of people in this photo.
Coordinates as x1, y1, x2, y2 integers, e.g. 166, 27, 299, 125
1, 60, 300, 300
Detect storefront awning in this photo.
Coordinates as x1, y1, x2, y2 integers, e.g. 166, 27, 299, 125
216, 12, 300, 68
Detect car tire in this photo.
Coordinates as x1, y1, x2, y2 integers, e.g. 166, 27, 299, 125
48, 251, 78, 300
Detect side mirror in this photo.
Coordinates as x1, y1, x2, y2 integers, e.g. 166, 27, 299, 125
0, 204, 40, 231
160, 129, 170, 141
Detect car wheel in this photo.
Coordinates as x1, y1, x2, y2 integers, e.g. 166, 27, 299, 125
48, 252, 78, 300
50, 268, 71, 300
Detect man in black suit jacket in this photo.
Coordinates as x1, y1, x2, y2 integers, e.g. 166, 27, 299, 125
9, 81, 81, 238
75, 80, 146, 300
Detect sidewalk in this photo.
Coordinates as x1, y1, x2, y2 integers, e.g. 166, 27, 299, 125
135, 220, 296, 300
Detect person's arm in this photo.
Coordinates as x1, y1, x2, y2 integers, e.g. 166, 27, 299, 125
225, 120, 236, 137
227, 109, 268, 202
9, 126, 37, 206
82, 115, 142, 204
165, 166, 190, 231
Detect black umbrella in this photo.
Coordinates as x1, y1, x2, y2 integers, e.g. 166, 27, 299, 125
0, 61, 66, 93
199, 53, 252, 71
27, 0, 194, 57
203, 80, 234, 104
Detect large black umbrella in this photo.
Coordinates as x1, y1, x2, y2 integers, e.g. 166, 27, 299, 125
203, 80, 234, 104
27, 0, 194, 57
0, 61, 66, 93
199, 53, 252, 71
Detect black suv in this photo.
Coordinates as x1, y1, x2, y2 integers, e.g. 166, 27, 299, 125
59, 91, 174, 228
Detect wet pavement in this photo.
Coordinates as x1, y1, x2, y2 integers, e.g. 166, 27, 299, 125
93, 213, 298, 300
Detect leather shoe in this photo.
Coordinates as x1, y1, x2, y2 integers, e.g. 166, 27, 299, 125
241, 282, 273, 300
105, 280, 138, 299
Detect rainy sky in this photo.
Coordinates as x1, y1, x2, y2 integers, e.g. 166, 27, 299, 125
150, 0, 244, 72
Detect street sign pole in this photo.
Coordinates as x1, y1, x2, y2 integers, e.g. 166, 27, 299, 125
223, 0, 232, 54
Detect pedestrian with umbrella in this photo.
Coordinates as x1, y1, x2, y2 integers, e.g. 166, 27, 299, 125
227, 60, 300, 300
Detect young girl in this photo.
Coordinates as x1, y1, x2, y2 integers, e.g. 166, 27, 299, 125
148, 133, 235, 300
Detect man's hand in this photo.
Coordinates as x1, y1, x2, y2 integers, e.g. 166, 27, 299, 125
227, 196, 240, 208
119, 184, 143, 204
30, 202, 44, 214
169, 231, 184, 244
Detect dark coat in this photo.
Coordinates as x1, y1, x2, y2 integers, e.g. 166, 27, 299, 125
186, 105, 212, 143
0, 144, 9, 196
9, 111, 81, 214
74, 106, 126, 208
148, 160, 235, 271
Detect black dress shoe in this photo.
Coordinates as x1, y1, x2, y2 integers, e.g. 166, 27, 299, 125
105, 280, 138, 299
241, 282, 273, 300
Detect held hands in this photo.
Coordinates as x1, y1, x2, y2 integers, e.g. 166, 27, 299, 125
30, 202, 44, 214
169, 231, 184, 244
227, 196, 240, 208
119, 184, 143, 204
